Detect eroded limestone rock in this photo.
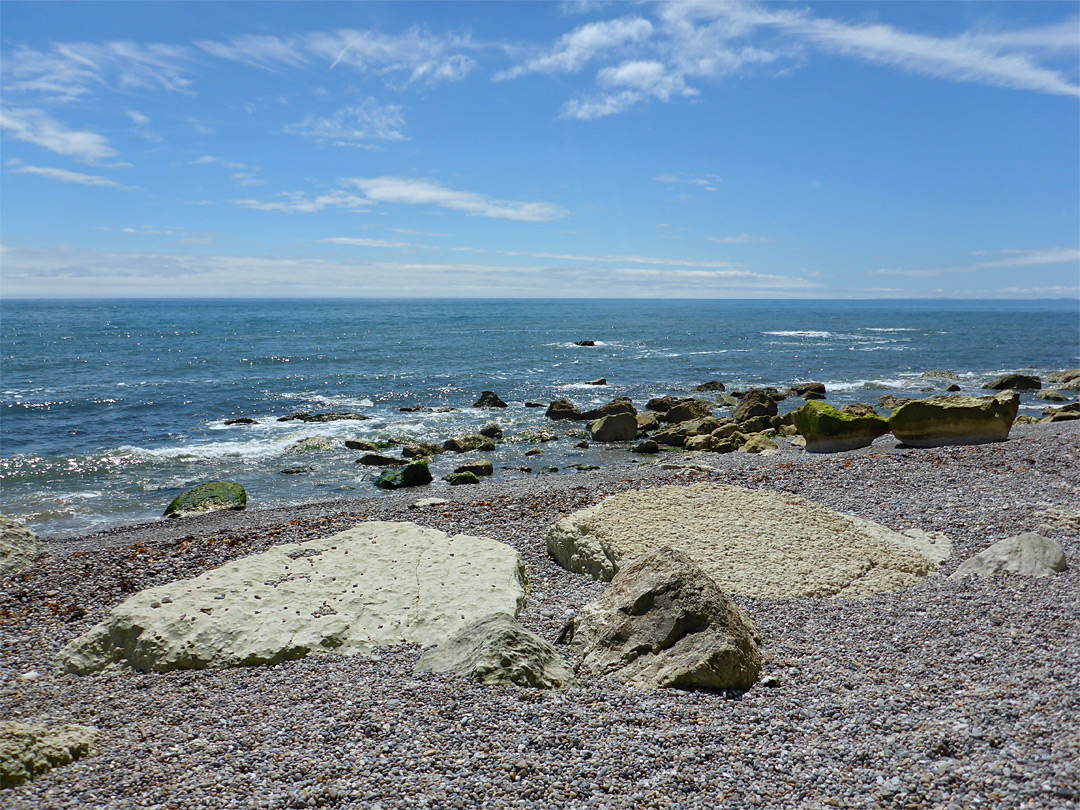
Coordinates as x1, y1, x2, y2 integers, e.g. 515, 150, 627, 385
951, 533, 1067, 580
0, 722, 98, 789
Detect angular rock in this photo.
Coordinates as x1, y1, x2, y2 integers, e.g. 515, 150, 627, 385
58, 522, 528, 674
685, 434, 721, 452
636, 412, 661, 432
652, 424, 688, 447
546, 483, 952, 597
374, 460, 433, 489
445, 472, 480, 486
479, 423, 504, 439
738, 434, 779, 455
411, 498, 448, 509
402, 442, 444, 458
584, 378, 607, 386
562, 548, 761, 690
983, 374, 1040, 391
692, 380, 726, 392
356, 453, 405, 467
732, 389, 778, 422
632, 440, 660, 454
946, 384, 961, 392
443, 435, 496, 453
280, 466, 315, 475
454, 460, 494, 477
417, 613, 577, 689
738, 416, 773, 434
0, 722, 99, 789
580, 397, 636, 421
1, 516, 40, 577
951, 533, 1067, 580
1043, 402, 1080, 422
646, 395, 681, 413
714, 393, 739, 408
588, 412, 638, 442
1047, 369, 1080, 391
889, 391, 1019, 447
573, 340, 596, 347
474, 391, 508, 408
796, 400, 890, 453
545, 400, 582, 421
345, 439, 381, 452
164, 482, 246, 518
663, 399, 713, 424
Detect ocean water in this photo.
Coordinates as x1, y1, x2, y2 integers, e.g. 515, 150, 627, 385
2, 298, 1077, 537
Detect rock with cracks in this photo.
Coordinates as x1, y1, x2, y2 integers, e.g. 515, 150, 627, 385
0, 722, 99, 789
563, 547, 761, 690
416, 613, 578, 689
58, 521, 528, 674
951, 533, 1067, 580
546, 483, 952, 598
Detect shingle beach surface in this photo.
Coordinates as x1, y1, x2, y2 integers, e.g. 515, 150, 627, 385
2, 421, 1078, 809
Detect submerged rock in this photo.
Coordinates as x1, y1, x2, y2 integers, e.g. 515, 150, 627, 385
796, 400, 889, 453
58, 522, 527, 674
356, 453, 405, 467
562, 547, 761, 691
0, 722, 99, 789
224, 417, 258, 425
417, 613, 577, 689
164, 482, 246, 518
951, 533, 1067, 580
278, 412, 370, 423
889, 391, 1019, 447
402, 442, 444, 458
479, 423, 504, 439
573, 340, 596, 347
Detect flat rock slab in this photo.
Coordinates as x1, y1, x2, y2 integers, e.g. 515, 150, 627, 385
59, 522, 528, 674
546, 483, 952, 598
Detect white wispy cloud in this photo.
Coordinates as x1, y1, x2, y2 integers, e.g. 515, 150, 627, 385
284, 99, 406, 145
6, 161, 134, 189
342, 177, 568, 222
2, 41, 194, 101
496, 249, 741, 269
231, 172, 265, 187
236, 190, 372, 214
0, 107, 117, 162
197, 27, 478, 86
0, 243, 817, 298
496, 17, 654, 80
190, 155, 246, 170
126, 110, 150, 126
655, 172, 722, 192
320, 237, 429, 249
875, 247, 1080, 278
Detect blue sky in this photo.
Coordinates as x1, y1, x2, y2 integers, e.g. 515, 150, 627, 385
1, 0, 1077, 298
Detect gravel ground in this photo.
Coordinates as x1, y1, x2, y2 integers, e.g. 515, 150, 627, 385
2, 420, 1079, 809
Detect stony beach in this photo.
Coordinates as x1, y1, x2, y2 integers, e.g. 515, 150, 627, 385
2, 419, 1079, 809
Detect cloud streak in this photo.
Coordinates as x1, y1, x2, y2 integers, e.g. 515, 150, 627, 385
284, 99, 406, 145
0, 107, 117, 162
6, 161, 134, 189
875, 247, 1080, 277
343, 177, 567, 222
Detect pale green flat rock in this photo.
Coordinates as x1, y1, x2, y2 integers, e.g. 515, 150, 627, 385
59, 521, 528, 674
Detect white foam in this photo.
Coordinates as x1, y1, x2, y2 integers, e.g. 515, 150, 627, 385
762, 330, 835, 338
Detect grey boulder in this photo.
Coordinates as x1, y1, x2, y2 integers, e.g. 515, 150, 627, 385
951, 533, 1067, 580
416, 613, 578, 689
562, 547, 762, 690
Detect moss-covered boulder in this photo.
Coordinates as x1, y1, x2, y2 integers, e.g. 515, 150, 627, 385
889, 391, 1019, 447
454, 460, 493, 477
374, 460, 433, 489
796, 401, 890, 453
443, 435, 496, 453
164, 482, 246, 518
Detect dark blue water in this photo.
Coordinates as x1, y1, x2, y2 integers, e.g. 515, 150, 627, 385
2, 298, 1077, 536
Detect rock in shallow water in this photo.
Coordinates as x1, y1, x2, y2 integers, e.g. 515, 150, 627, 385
416, 613, 577, 689
563, 547, 761, 690
546, 483, 952, 598
58, 521, 528, 674
163, 481, 246, 518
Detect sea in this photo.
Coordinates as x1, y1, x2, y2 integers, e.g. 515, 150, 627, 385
2, 298, 1077, 537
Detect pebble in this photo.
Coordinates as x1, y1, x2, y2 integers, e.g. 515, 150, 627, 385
2, 421, 1078, 809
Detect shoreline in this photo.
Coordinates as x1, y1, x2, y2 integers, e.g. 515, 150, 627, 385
2, 419, 1079, 808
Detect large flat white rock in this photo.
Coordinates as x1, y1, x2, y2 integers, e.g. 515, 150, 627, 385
547, 483, 951, 598
59, 521, 528, 674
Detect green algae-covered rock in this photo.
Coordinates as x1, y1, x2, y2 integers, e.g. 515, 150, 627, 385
443, 435, 497, 453
796, 400, 889, 453
164, 481, 246, 518
0, 722, 99, 788
374, 460, 433, 489
889, 391, 1019, 447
